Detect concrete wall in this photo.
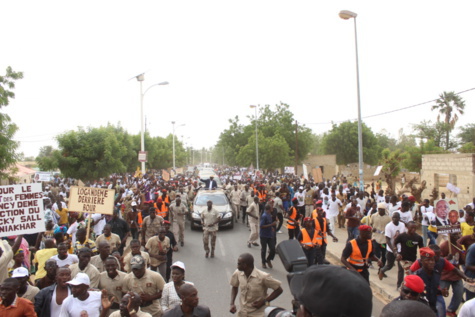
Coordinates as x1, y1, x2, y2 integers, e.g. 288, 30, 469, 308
421, 153, 475, 207
338, 162, 379, 184
298, 155, 337, 181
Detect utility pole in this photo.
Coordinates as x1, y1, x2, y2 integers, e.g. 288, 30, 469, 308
295, 120, 299, 177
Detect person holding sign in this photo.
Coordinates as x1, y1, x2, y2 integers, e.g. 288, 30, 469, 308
0, 236, 22, 285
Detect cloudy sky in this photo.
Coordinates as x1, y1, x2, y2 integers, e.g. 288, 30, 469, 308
3, 1, 475, 158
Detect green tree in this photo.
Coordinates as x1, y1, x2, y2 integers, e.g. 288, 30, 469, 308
0, 67, 23, 179
321, 121, 380, 165
431, 91, 465, 150
216, 116, 253, 166
411, 120, 451, 149
236, 133, 291, 170
375, 131, 398, 152
308, 133, 325, 155
457, 123, 475, 145
55, 125, 129, 180
402, 140, 446, 172
459, 142, 475, 153
36, 145, 59, 171
380, 149, 408, 195
255, 103, 313, 165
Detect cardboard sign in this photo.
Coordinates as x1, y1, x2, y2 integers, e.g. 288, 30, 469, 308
162, 170, 170, 181
69, 186, 114, 214
312, 168, 323, 183
0, 183, 45, 237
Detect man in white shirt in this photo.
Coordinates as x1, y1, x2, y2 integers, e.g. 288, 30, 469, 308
356, 192, 368, 213
419, 199, 433, 247
60, 273, 102, 317
378, 212, 406, 281
393, 201, 413, 225
325, 193, 342, 232
51, 243, 79, 268
294, 186, 305, 218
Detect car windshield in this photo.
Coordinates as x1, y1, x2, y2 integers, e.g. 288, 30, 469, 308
195, 194, 228, 206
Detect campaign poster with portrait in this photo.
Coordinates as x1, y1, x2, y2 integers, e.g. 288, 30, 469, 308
434, 198, 461, 234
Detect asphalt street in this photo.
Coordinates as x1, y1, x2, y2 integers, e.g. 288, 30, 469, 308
169, 219, 386, 316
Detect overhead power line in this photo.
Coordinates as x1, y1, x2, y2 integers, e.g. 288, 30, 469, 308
304, 87, 475, 126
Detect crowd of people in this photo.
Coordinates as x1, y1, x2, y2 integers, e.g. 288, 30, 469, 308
1, 167, 475, 316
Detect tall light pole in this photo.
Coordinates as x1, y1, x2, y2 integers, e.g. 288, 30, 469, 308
249, 105, 259, 171
172, 122, 185, 170
339, 10, 364, 191
136, 74, 168, 175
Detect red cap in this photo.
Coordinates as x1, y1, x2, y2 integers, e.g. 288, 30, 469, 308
303, 217, 312, 222
420, 247, 435, 258
157, 198, 163, 202
315, 200, 323, 205
408, 196, 416, 202
403, 275, 425, 293
162, 189, 167, 193
359, 225, 372, 232
163, 220, 171, 224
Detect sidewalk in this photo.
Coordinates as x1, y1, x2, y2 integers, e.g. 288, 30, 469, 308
323, 225, 399, 303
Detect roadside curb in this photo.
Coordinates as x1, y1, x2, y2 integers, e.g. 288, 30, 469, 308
325, 248, 395, 305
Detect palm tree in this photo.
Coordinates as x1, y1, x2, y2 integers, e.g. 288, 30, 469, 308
431, 91, 465, 150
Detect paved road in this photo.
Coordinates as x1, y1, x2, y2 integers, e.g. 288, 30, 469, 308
168, 219, 386, 316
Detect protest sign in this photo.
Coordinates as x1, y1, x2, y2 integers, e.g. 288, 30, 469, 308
302, 164, 308, 180
374, 165, 383, 176
284, 166, 295, 175
437, 224, 461, 235
33, 172, 53, 182
0, 183, 45, 238
312, 168, 323, 183
69, 186, 115, 215
162, 170, 170, 181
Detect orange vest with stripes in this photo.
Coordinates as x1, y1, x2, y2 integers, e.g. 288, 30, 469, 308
314, 217, 328, 245
300, 228, 318, 247
347, 239, 373, 272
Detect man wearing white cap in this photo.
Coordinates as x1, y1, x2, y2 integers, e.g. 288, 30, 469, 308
60, 272, 102, 317
12, 267, 39, 304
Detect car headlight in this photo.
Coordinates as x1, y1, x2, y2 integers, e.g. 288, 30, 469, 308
222, 212, 232, 219
192, 212, 201, 220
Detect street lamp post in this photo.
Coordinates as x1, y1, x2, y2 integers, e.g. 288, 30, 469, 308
172, 122, 185, 170
249, 105, 259, 171
339, 10, 364, 191
136, 74, 168, 175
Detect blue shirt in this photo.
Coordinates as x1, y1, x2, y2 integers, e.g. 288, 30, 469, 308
260, 212, 274, 238
465, 244, 475, 279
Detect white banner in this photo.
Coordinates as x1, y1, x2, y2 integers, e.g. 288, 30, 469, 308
284, 166, 295, 175
33, 172, 52, 182
374, 165, 383, 176
0, 183, 46, 238
69, 186, 115, 215
302, 164, 308, 180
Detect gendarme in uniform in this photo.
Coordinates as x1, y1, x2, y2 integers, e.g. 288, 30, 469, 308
123, 255, 166, 317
